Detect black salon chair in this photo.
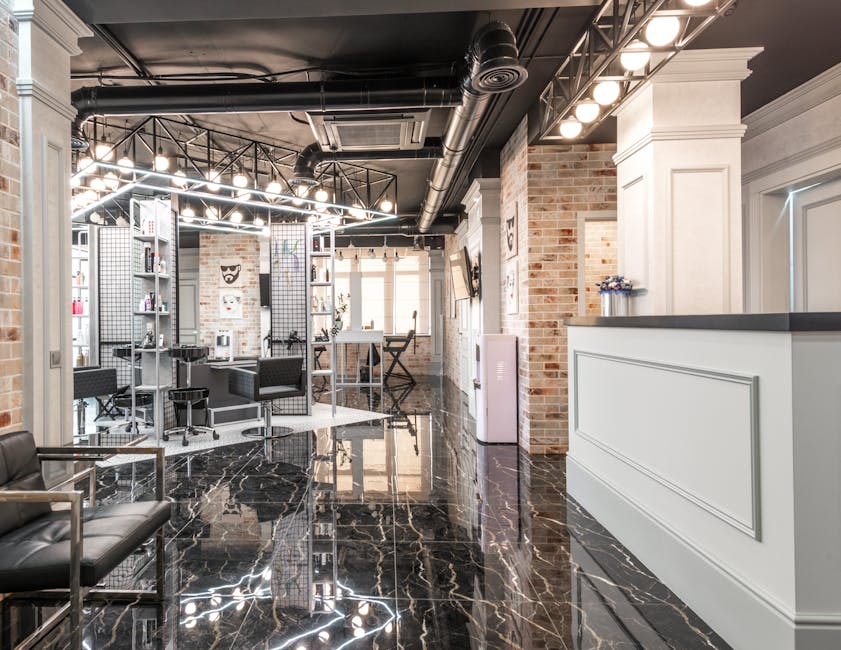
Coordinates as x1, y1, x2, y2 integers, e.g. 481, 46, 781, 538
383, 311, 417, 387
228, 356, 306, 439
165, 345, 217, 446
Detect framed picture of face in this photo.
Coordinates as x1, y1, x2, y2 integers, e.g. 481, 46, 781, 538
219, 258, 244, 287
504, 202, 518, 260
219, 290, 243, 320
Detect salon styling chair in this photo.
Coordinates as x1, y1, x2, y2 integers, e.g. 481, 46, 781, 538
228, 356, 306, 439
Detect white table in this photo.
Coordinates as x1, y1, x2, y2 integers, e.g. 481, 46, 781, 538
334, 329, 384, 388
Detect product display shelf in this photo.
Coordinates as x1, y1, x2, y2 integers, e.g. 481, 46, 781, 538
308, 226, 337, 415
130, 198, 173, 440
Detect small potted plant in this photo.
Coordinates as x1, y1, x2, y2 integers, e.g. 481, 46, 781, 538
596, 275, 633, 316
335, 293, 349, 330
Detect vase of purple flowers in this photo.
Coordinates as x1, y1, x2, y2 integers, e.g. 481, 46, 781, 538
597, 275, 633, 317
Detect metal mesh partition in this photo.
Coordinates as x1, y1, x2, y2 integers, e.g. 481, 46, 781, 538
98, 227, 133, 387
270, 223, 309, 415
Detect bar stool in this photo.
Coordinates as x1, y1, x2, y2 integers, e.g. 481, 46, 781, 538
165, 345, 217, 446
112, 392, 154, 437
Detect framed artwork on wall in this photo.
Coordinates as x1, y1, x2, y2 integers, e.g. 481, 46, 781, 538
504, 202, 518, 260
220, 289, 243, 319
219, 257, 244, 288
505, 265, 518, 314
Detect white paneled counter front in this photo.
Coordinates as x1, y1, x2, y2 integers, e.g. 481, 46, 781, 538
566, 313, 841, 650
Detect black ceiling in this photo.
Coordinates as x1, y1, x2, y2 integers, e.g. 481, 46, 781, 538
65, 0, 841, 217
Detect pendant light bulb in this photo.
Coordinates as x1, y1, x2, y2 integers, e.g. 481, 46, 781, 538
559, 118, 583, 139
380, 198, 394, 213
266, 179, 282, 195
253, 216, 264, 227
181, 206, 195, 221
230, 210, 243, 223
261, 226, 270, 237
104, 171, 120, 190
90, 176, 106, 192
574, 100, 600, 124
314, 188, 329, 203
349, 204, 366, 219
620, 40, 650, 72
205, 206, 219, 220
172, 169, 188, 188
77, 156, 94, 175
236, 188, 252, 202
644, 16, 681, 47
232, 171, 249, 188
94, 142, 114, 161
593, 80, 621, 106
153, 148, 170, 171
117, 155, 134, 170
206, 169, 221, 192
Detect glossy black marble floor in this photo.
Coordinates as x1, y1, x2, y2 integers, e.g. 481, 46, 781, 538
2, 379, 730, 649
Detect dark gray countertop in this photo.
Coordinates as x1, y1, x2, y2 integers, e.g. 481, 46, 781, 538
563, 312, 841, 332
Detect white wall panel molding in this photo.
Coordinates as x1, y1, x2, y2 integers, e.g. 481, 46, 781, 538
13, 0, 90, 55
613, 125, 747, 167
572, 350, 760, 539
15, 78, 76, 121
743, 134, 841, 187
744, 61, 841, 142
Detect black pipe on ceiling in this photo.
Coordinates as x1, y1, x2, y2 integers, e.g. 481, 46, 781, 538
71, 77, 462, 125
291, 138, 444, 187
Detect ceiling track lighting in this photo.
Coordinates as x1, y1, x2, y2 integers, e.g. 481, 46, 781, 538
536, 0, 738, 142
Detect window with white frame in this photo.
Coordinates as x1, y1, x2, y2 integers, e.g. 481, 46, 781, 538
359, 256, 387, 330
393, 251, 429, 334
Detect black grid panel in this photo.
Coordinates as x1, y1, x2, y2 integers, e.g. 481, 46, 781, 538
98, 227, 133, 387
270, 222, 309, 415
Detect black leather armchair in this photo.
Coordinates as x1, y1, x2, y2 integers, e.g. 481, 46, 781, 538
228, 356, 306, 439
0, 431, 170, 650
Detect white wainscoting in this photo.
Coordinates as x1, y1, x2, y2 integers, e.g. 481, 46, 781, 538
573, 350, 759, 538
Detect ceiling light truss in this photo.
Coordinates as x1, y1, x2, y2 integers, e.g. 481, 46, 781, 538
536, 0, 738, 141
73, 116, 397, 226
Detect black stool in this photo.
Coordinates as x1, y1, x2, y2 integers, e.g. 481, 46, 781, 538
112, 391, 154, 436
165, 345, 217, 446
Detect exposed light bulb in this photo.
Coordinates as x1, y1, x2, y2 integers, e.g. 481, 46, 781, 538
645, 16, 681, 47
253, 216, 264, 227
318, 630, 330, 642
351, 615, 363, 628
307, 214, 317, 223
230, 210, 243, 223
683, 0, 711, 5
82, 189, 97, 204
368, 248, 375, 259
265, 180, 282, 195
184, 602, 197, 615
77, 156, 94, 174
349, 204, 366, 219
261, 226, 270, 237
205, 206, 219, 220
358, 602, 370, 616
94, 142, 114, 161
386, 621, 394, 634
337, 250, 344, 260
236, 601, 245, 611
153, 149, 170, 172
236, 188, 252, 202
295, 185, 309, 198
559, 118, 583, 139
292, 196, 305, 206
380, 198, 394, 213
185, 618, 197, 629
232, 171, 249, 188
89, 212, 103, 224
315, 202, 326, 213
314, 188, 329, 203
90, 177, 106, 192
208, 611, 220, 622
104, 171, 120, 190
575, 100, 600, 124
620, 40, 650, 72
173, 169, 188, 188
206, 169, 221, 192
117, 155, 133, 170
593, 80, 621, 106
181, 206, 195, 221
353, 628, 365, 638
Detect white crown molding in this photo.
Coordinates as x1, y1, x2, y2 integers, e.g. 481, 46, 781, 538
742, 133, 841, 186
16, 78, 77, 121
651, 47, 764, 84
614, 124, 747, 166
743, 61, 841, 142
14, 0, 92, 55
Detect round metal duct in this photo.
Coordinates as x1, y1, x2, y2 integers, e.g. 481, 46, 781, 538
469, 21, 528, 94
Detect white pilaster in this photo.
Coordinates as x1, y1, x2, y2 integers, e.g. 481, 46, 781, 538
462, 177, 501, 334
614, 47, 762, 315
14, 0, 91, 449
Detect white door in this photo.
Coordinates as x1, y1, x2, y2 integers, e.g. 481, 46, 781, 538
793, 178, 841, 311
179, 277, 199, 344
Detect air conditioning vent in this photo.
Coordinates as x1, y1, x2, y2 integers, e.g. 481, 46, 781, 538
307, 110, 431, 152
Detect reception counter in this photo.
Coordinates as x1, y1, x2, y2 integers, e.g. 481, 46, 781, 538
565, 313, 841, 650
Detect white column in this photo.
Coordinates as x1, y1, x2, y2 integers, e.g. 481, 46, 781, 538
462, 177, 501, 333
428, 249, 444, 374
15, 0, 91, 448
614, 48, 762, 315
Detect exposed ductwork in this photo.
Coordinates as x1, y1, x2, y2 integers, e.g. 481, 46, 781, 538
416, 21, 527, 233
71, 76, 462, 133
291, 138, 444, 187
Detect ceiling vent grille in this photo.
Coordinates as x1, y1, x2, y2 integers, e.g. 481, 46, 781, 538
307, 110, 430, 152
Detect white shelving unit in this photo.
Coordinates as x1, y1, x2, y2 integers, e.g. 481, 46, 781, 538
71, 225, 97, 366
130, 198, 173, 440
308, 226, 337, 415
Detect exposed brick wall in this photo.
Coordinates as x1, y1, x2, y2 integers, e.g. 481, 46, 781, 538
500, 116, 616, 453
584, 220, 618, 315
0, 3, 19, 435
198, 233, 262, 357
